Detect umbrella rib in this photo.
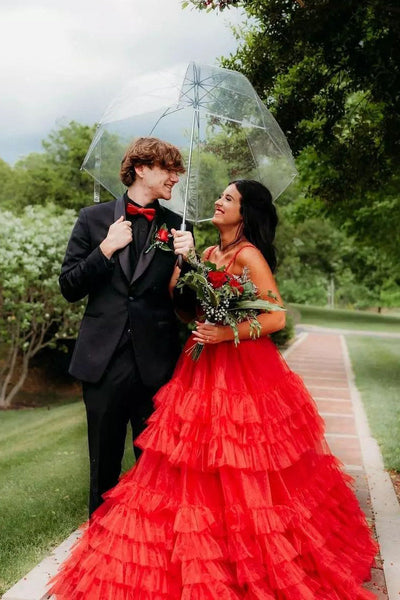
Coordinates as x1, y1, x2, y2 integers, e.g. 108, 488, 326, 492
194, 75, 232, 108
180, 80, 209, 107
180, 72, 234, 109
255, 97, 296, 158
148, 105, 186, 134
82, 168, 122, 200
180, 71, 268, 122
195, 73, 255, 104
244, 129, 262, 181
197, 87, 228, 111
201, 110, 269, 130
160, 105, 186, 117
82, 128, 104, 168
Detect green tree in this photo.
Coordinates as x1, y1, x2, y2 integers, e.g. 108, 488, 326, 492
0, 206, 84, 408
0, 159, 14, 208
2, 121, 97, 212
187, 0, 400, 263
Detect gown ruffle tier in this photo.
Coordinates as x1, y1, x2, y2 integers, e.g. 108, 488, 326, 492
48, 336, 378, 600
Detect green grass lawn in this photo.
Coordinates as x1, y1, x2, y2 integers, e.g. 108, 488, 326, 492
0, 402, 134, 596
347, 336, 400, 471
290, 303, 400, 333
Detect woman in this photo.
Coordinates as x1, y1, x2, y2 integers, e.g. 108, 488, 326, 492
48, 180, 377, 599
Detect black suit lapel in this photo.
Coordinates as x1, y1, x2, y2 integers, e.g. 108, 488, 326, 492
114, 196, 132, 283
131, 220, 157, 284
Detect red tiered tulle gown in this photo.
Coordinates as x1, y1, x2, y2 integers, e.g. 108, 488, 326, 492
48, 336, 377, 599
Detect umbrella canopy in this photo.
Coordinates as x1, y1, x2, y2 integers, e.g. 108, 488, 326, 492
82, 62, 297, 223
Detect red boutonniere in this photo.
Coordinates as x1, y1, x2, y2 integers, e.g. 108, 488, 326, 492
145, 223, 173, 254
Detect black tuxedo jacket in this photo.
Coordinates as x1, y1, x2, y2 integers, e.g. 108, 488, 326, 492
60, 196, 192, 387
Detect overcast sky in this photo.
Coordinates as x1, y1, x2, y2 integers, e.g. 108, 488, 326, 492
0, 0, 243, 164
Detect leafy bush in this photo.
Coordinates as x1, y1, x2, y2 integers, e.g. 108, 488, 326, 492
270, 311, 295, 348
0, 205, 84, 407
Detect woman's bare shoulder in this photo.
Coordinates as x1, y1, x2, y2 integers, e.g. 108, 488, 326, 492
235, 244, 265, 264
234, 244, 273, 276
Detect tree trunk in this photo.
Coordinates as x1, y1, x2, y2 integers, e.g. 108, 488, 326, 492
0, 324, 45, 408
0, 344, 19, 408
0, 344, 14, 382
1, 351, 31, 408
0, 321, 74, 408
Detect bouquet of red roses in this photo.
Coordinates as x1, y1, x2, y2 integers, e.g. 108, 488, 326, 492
176, 250, 285, 360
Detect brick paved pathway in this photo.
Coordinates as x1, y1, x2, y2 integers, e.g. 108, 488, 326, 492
285, 332, 388, 599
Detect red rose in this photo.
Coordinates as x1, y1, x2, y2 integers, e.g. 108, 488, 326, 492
229, 278, 244, 294
207, 270, 229, 288
156, 227, 169, 243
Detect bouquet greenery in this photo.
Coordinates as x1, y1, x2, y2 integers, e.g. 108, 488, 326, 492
176, 250, 285, 360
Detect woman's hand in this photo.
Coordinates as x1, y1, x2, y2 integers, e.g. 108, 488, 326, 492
192, 321, 232, 345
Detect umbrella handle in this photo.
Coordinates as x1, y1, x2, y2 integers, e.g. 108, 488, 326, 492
176, 221, 186, 269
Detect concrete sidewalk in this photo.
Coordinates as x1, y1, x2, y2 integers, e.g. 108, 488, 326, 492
285, 332, 400, 599
3, 332, 400, 599
296, 323, 400, 339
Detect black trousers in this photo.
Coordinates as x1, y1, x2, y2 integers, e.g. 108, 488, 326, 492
82, 342, 158, 516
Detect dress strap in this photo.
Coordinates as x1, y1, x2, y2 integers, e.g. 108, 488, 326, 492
226, 244, 255, 272
205, 246, 218, 261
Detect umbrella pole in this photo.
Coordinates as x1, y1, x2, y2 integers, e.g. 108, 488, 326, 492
94, 145, 101, 203
177, 107, 198, 266
181, 107, 198, 228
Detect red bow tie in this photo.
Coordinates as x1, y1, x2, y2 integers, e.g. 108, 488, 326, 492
126, 203, 156, 222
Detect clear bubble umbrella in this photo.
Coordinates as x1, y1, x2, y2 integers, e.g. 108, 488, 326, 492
82, 61, 298, 226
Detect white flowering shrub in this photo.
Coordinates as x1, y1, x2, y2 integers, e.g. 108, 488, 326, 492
0, 205, 84, 407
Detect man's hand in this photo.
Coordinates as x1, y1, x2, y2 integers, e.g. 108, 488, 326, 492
100, 216, 132, 259
171, 228, 194, 260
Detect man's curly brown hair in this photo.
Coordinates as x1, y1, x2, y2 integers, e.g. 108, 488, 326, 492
120, 137, 185, 186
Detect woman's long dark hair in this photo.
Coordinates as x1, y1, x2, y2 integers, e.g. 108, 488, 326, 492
231, 179, 278, 273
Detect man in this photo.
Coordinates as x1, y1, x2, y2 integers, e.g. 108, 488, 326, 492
60, 137, 194, 515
